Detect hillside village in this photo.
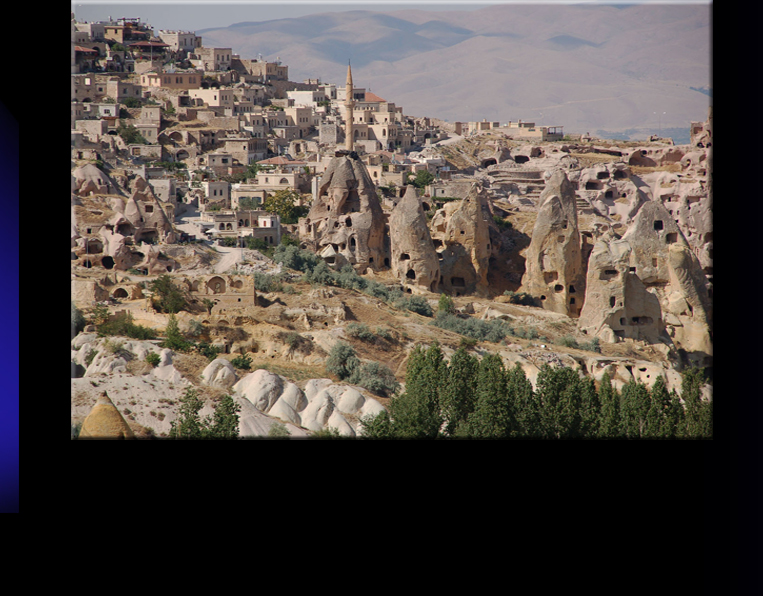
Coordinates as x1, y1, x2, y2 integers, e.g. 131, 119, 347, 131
70, 13, 713, 439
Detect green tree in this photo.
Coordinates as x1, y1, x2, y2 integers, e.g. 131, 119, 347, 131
207, 395, 241, 439
262, 189, 309, 224
579, 376, 602, 438
438, 293, 456, 314
620, 379, 650, 438
440, 346, 478, 436
325, 342, 360, 381
460, 353, 511, 438
388, 343, 446, 438
359, 410, 394, 438
162, 314, 193, 352
535, 365, 583, 439
681, 367, 710, 438
117, 123, 148, 144
409, 169, 435, 189
598, 372, 621, 438
506, 363, 536, 438
645, 376, 671, 438
169, 387, 206, 439
149, 275, 187, 314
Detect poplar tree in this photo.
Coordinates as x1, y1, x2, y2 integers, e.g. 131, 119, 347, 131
579, 376, 602, 438
620, 380, 650, 438
388, 343, 446, 438
597, 372, 621, 438
506, 362, 535, 438
461, 353, 510, 438
440, 347, 478, 436
681, 367, 711, 438
645, 376, 671, 438
535, 365, 582, 439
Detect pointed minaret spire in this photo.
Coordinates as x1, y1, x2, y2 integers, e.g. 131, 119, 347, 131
344, 59, 355, 152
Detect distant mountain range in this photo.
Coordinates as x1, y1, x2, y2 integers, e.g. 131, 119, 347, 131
198, 3, 711, 139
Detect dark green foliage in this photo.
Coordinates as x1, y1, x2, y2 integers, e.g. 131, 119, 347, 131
346, 322, 375, 341
149, 275, 187, 314
579, 337, 602, 353
262, 189, 309, 224
325, 342, 361, 381
534, 365, 583, 439
409, 170, 435, 189
97, 311, 156, 340
440, 347, 479, 436
253, 271, 285, 293
493, 214, 513, 230
459, 353, 512, 438
348, 361, 400, 398
145, 352, 161, 367
117, 123, 148, 144
245, 237, 269, 251
359, 410, 394, 438
388, 343, 446, 438
72, 302, 87, 337
230, 353, 252, 371
273, 243, 322, 274
196, 341, 221, 361
161, 314, 193, 352
169, 388, 240, 439
506, 363, 536, 437
680, 366, 711, 438
431, 311, 512, 343
579, 377, 602, 437
438, 293, 456, 314
405, 295, 433, 317
597, 372, 621, 438
207, 394, 242, 439
503, 291, 538, 307
620, 379, 651, 438
559, 335, 579, 349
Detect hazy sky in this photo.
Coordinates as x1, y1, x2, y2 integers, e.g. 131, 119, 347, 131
72, 1, 710, 33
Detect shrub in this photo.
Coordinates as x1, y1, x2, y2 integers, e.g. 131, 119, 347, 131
580, 337, 602, 353
438, 293, 456, 314
149, 275, 187, 314
161, 314, 193, 352
325, 342, 360, 381
268, 422, 291, 438
503, 291, 539, 307
375, 327, 393, 341
559, 335, 580, 349
493, 214, 513, 230
196, 341, 221, 361
230, 353, 252, 370
145, 352, 161, 367
431, 311, 511, 343
71, 302, 87, 337
346, 322, 375, 341
253, 271, 284, 293
84, 349, 98, 367
348, 361, 400, 397
405, 295, 433, 317
97, 311, 156, 340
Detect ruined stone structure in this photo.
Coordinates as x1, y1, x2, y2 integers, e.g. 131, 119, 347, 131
179, 273, 258, 314
520, 169, 586, 316
388, 185, 440, 293
298, 152, 386, 272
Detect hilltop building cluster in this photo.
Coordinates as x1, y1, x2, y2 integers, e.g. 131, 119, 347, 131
71, 10, 713, 415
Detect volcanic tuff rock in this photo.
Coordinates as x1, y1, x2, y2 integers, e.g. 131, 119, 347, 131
299, 153, 386, 272
429, 181, 492, 296
520, 169, 586, 316
579, 200, 712, 364
78, 391, 135, 439
388, 185, 440, 293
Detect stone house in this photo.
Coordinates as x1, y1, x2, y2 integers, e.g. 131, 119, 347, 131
190, 47, 233, 72
157, 30, 202, 55
140, 70, 202, 90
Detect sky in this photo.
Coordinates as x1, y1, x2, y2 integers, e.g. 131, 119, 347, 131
72, 1, 710, 32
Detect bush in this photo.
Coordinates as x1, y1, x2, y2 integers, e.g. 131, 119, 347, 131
325, 342, 361, 381
438, 293, 456, 314
503, 291, 539, 307
97, 311, 156, 340
253, 271, 285, 293
493, 215, 513, 230
84, 348, 98, 367
346, 322, 375, 341
161, 315, 193, 352
559, 335, 580, 349
230, 353, 252, 370
431, 311, 511, 343
145, 352, 161, 367
348, 361, 400, 397
149, 275, 187, 314
375, 327, 393, 341
71, 302, 87, 337
196, 341, 221, 361
405, 295, 433, 317
580, 337, 602, 353
268, 422, 291, 438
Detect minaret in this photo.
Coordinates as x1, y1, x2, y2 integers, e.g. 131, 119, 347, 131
344, 60, 355, 152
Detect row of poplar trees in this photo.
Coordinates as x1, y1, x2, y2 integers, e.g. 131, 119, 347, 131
360, 342, 712, 439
